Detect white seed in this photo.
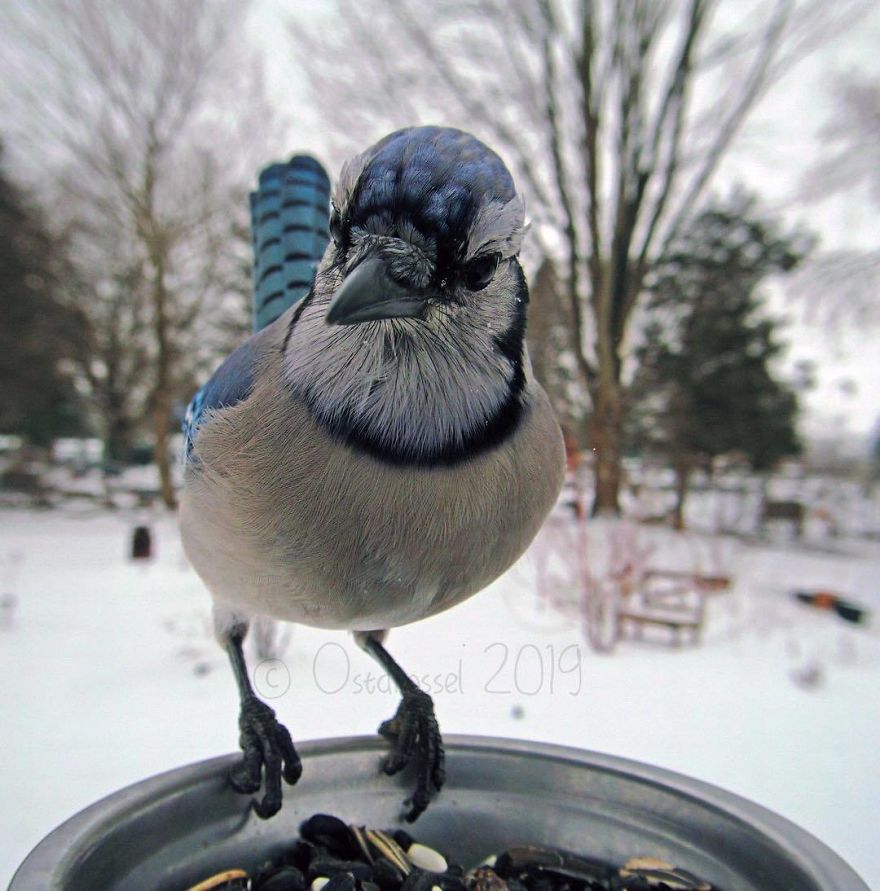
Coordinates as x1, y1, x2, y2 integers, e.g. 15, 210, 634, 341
406, 842, 447, 873
622, 856, 674, 872
311, 878, 330, 891
479, 855, 498, 867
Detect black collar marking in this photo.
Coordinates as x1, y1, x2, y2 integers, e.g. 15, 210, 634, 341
297, 262, 530, 468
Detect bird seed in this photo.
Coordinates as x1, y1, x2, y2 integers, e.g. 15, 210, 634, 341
185, 813, 718, 891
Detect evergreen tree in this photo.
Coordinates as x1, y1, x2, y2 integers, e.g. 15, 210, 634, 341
0, 148, 87, 447
630, 195, 808, 528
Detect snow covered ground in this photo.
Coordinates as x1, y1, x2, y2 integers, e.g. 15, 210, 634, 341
1, 506, 878, 887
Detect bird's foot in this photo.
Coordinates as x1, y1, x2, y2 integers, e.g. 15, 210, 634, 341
229, 695, 302, 819
378, 686, 446, 822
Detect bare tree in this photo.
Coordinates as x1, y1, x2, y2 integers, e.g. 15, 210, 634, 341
793, 74, 880, 328
1, 0, 275, 505
64, 240, 151, 464
290, 0, 867, 513
526, 257, 590, 441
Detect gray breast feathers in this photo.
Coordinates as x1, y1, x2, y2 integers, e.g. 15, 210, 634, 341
180, 337, 564, 631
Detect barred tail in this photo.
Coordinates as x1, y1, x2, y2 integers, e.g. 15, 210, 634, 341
250, 155, 331, 332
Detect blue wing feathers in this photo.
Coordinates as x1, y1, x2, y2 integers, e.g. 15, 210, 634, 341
183, 338, 258, 458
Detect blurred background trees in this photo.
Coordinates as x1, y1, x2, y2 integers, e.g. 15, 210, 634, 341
0, 150, 87, 448
791, 73, 880, 329
628, 195, 808, 528
0, 0, 876, 517
289, 0, 869, 514
0, 0, 274, 506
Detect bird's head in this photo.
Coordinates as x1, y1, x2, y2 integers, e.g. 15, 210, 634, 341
283, 126, 531, 466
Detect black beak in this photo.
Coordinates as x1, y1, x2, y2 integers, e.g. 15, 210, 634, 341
326, 257, 429, 325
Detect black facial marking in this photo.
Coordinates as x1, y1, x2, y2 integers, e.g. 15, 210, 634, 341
463, 252, 501, 291
303, 387, 527, 469
329, 204, 345, 247
281, 285, 317, 353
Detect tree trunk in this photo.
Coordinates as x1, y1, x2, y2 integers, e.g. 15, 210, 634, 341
672, 458, 692, 531
152, 268, 177, 509
146, 217, 177, 509
104, 405, 132, 465
103, 364, 133, 464
526, 258, 558, 393
154, 387, 176, 509
589, 380, 623, 515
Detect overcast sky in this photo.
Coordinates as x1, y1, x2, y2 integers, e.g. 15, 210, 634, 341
3, 1, 876, 442
719, 6, 880, 441
246, 0, 880, 440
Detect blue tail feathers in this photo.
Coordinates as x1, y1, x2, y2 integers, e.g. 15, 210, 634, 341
183, 154, 331, 459
250, 155, 331, 332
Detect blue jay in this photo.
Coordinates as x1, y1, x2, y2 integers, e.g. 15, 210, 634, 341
180, 127, 565, 821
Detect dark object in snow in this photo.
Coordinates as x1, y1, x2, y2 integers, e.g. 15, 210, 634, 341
761, 500, 804, 538
790, 660, 825, 690
131, 524, 153, 560
792, 590, 870, 625
0, 592, 17, 630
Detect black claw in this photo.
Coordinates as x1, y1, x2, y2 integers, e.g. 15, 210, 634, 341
377, 687, 446, 822
432, 758, 446, 789
252, 788, 282, 819
229, 758, 261, 794
230, 696, 301, 818
276, 723, 304, 784
378, 717, 399, 742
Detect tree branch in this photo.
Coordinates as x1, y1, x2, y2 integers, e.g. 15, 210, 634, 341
537, 0, 593, 385
626, 0, 707, 325
659, 0, 792, 255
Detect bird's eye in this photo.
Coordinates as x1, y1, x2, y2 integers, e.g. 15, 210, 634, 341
463, 253, 501, 291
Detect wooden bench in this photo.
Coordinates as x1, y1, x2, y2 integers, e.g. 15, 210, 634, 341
617, 607, 704, 645
616, 570, 708, 646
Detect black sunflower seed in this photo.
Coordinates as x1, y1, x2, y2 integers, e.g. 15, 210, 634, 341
434, 874, 467, 891
301, 815, 361, 859
400, 868, 441, 891
309, 859, 374, 883
393, 830, 415, 851
323, 874, 358, 891
185, 810, 718, 891
253, 866, 308, 891
372, 857, 406, 891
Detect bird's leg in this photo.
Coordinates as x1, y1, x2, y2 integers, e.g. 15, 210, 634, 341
359, 632, 446, 822
225, 622, 302, 818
